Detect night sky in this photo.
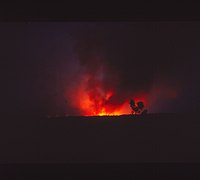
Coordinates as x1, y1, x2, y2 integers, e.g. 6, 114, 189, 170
1, 22, 200, 117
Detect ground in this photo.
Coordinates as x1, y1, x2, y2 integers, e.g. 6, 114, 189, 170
0, 113, 200, 163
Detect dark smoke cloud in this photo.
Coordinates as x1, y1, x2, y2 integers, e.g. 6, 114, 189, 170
1, 22, 200, 117
64, 22, 200, 113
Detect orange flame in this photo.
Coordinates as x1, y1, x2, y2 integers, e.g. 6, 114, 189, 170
68, 72, 147, 116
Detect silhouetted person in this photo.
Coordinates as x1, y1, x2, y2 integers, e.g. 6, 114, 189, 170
129, 99, 135, 108
137, 101, 144, 110
130, 99, 136, 114
129, 99, 146, 115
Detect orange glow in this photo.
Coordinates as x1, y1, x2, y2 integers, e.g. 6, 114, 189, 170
68, 72, 147, 116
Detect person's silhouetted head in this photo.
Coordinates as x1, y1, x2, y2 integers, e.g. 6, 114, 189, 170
129, 99, 135, 107
137, 101, 144, 110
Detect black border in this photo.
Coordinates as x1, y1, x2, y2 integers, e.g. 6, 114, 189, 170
1, 2, 200, 21
0, 163, 200, 179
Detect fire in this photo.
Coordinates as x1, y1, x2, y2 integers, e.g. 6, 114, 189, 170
67, 72, 147, 116
76, 79, 124, 116
65, 60, 148, 116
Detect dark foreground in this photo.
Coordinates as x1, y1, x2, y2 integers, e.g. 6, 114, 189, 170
1, 163, 200, 179
1, 113, 200, 163
0, 113, 200, 178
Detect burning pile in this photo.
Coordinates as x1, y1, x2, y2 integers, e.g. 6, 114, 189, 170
66, 63, 147, 116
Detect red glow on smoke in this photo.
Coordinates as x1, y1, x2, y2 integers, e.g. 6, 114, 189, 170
67, 69, 147, 116
64, 58, 179, 116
